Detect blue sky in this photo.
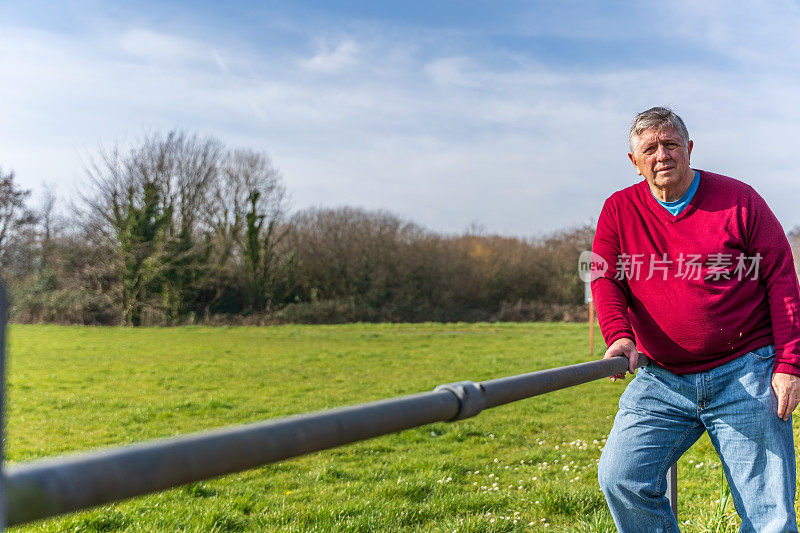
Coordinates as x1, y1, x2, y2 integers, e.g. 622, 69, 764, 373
2, 1, 800, 235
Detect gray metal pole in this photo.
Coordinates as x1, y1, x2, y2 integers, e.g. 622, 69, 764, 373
4, 390, 460, 526
481, 355, 647, 409
2, 346, 646, 527
0, 281, 7, 532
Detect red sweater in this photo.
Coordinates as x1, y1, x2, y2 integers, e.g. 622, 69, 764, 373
591, 170, 800, 375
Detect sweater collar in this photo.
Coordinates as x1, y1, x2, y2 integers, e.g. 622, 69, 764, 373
640, 168, 704, 222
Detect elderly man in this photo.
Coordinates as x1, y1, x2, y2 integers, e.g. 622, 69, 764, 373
592, 106, 800, 532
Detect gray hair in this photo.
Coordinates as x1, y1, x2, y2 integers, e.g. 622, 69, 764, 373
629, 106, 690, 154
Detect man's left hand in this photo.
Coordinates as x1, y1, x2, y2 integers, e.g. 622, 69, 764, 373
772, 372, 800, 421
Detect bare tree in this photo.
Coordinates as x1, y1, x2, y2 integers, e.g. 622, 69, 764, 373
79, 132, 290, 322
0, 168, 37, 268
37, 184, 59, 270
80, 131, 223, 324
206, 149, 288, 311
82, 131, 223, 238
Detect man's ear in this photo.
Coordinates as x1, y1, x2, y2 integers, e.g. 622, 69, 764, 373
628, 153, 643, 175
687, 140, 693, 161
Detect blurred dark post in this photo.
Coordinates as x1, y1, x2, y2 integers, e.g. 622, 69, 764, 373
0, 280, 7, 530
667, 464, 678, 518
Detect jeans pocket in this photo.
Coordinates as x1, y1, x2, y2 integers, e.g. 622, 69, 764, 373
747, 344, 775, 360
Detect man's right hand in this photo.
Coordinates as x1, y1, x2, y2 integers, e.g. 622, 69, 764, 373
603, 337, 638, 381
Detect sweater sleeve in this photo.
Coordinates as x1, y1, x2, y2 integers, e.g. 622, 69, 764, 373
591, 197, 635, 348
745, 190, 800, 376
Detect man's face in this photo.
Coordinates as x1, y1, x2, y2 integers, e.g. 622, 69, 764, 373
628, 127, 694, 191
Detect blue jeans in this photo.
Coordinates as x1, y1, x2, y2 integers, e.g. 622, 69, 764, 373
598, 346, 797, 532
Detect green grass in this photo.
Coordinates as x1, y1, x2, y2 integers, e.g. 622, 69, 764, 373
2, 322, 769, 531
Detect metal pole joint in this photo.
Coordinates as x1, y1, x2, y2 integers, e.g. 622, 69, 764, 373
434, 380, 486, 420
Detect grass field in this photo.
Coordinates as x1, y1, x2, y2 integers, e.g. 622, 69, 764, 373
4, 322, 760, 531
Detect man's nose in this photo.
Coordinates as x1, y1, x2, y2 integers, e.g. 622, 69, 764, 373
655, 144, 670, 160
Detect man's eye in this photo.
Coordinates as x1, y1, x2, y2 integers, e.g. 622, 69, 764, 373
643, 148, 655, 154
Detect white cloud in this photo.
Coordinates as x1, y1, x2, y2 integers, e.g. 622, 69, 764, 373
299, 39, 359, 72
118, 28, 207, 64
667, 0, 800, 68
424, 57, 480, 87
211, 49, 229, 75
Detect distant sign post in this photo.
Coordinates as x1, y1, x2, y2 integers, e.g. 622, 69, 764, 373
585, 281, 594, 357
579, 251, 606, 358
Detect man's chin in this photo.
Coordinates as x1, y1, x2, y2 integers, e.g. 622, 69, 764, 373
654, 173, 681, 186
